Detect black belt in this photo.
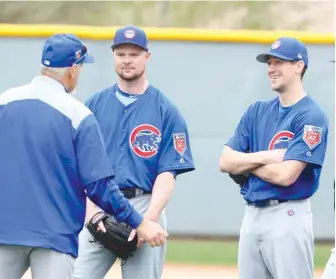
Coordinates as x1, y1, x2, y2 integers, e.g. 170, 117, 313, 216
121, 188, 150, 199
246, 199, 288, 208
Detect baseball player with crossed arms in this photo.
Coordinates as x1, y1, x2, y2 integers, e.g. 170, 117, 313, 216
220, 37, 329, 279
73, 25, 195, 279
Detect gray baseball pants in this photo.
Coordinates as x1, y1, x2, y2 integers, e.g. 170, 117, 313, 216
0, 245, 74, 279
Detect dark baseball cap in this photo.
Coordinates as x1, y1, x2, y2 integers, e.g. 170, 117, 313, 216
111, 25, 149, 52
41, 34, 94, 68
256, 37, 309, 68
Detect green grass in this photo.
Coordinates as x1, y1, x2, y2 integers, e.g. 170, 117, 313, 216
165, 239, 334, 269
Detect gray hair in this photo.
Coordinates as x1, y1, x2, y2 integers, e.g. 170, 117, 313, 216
40, 65, 69, 78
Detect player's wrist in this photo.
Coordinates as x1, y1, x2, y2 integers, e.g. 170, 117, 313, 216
144, 210, 160, 222
125, 208, 144, 229
248, 151, 269, 165
251, 150, 279, 165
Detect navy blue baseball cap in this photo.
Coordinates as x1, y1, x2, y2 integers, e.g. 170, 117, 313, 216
111, 26, 149, 52
41, 34, 94, 68
256, 37, 309, 68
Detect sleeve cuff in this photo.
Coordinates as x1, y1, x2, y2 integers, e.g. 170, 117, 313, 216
225, 142, 243, 152
157, 165, 195, 177
124, 208, 144, 229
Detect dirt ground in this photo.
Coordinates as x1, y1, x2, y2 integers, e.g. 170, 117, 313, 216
106, 264, 325, 279
22, 263, 324, 279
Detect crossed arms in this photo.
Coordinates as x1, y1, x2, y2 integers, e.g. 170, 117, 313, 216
219, 146, 307, 187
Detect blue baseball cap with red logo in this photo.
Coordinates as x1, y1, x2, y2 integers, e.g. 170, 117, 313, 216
111, 25, 149, 52
256, 37, 309, 68
41, 34, 94, 68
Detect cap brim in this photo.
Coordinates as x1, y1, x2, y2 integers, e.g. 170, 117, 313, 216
82, 54, 94, 64
112, 42, 148, 52
256, 52, 294, 63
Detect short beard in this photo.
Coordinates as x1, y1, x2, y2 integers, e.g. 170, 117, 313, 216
117, 69, 145, 82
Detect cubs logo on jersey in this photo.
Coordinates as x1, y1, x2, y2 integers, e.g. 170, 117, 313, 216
129, 124, 161, 158
269, 131, 294, 150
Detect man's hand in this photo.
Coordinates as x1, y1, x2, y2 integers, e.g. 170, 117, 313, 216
132, 171, 174, 248
133, 218, 168, 247
128, 228, 145, 248
143, 211, 160, 222
220, 146, 286, 175
86, 199, 106, 232
88, 211, 107, 233
261, 149, 286, 164
134, 211, 160, 248
90, 216, 107, 233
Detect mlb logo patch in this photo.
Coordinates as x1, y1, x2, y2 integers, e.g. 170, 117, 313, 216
173, 133, 187, 156
303, 125, 322, 149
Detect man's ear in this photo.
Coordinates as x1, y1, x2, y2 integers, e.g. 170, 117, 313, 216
68, 65, 77, 78
295, 60, 305, 75
65, 64, 79, 79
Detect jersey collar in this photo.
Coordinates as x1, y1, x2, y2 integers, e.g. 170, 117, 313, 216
31, 75, 68, 93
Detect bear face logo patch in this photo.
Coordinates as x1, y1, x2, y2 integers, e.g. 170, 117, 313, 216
269, 131, 294, 150
303, 125, 322, 149
129, 124, 161, 158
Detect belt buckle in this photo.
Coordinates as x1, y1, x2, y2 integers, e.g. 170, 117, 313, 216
135, 188, 143, 197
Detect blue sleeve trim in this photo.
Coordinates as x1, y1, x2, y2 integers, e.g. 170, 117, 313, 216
124, 209, 143, 229
157, 165, 195, 177
224, 142, 243, 152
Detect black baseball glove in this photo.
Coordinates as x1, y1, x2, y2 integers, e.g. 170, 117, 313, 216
229, 173, 249, 187
228, 150, 251, 187
86, 212, 138, 262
